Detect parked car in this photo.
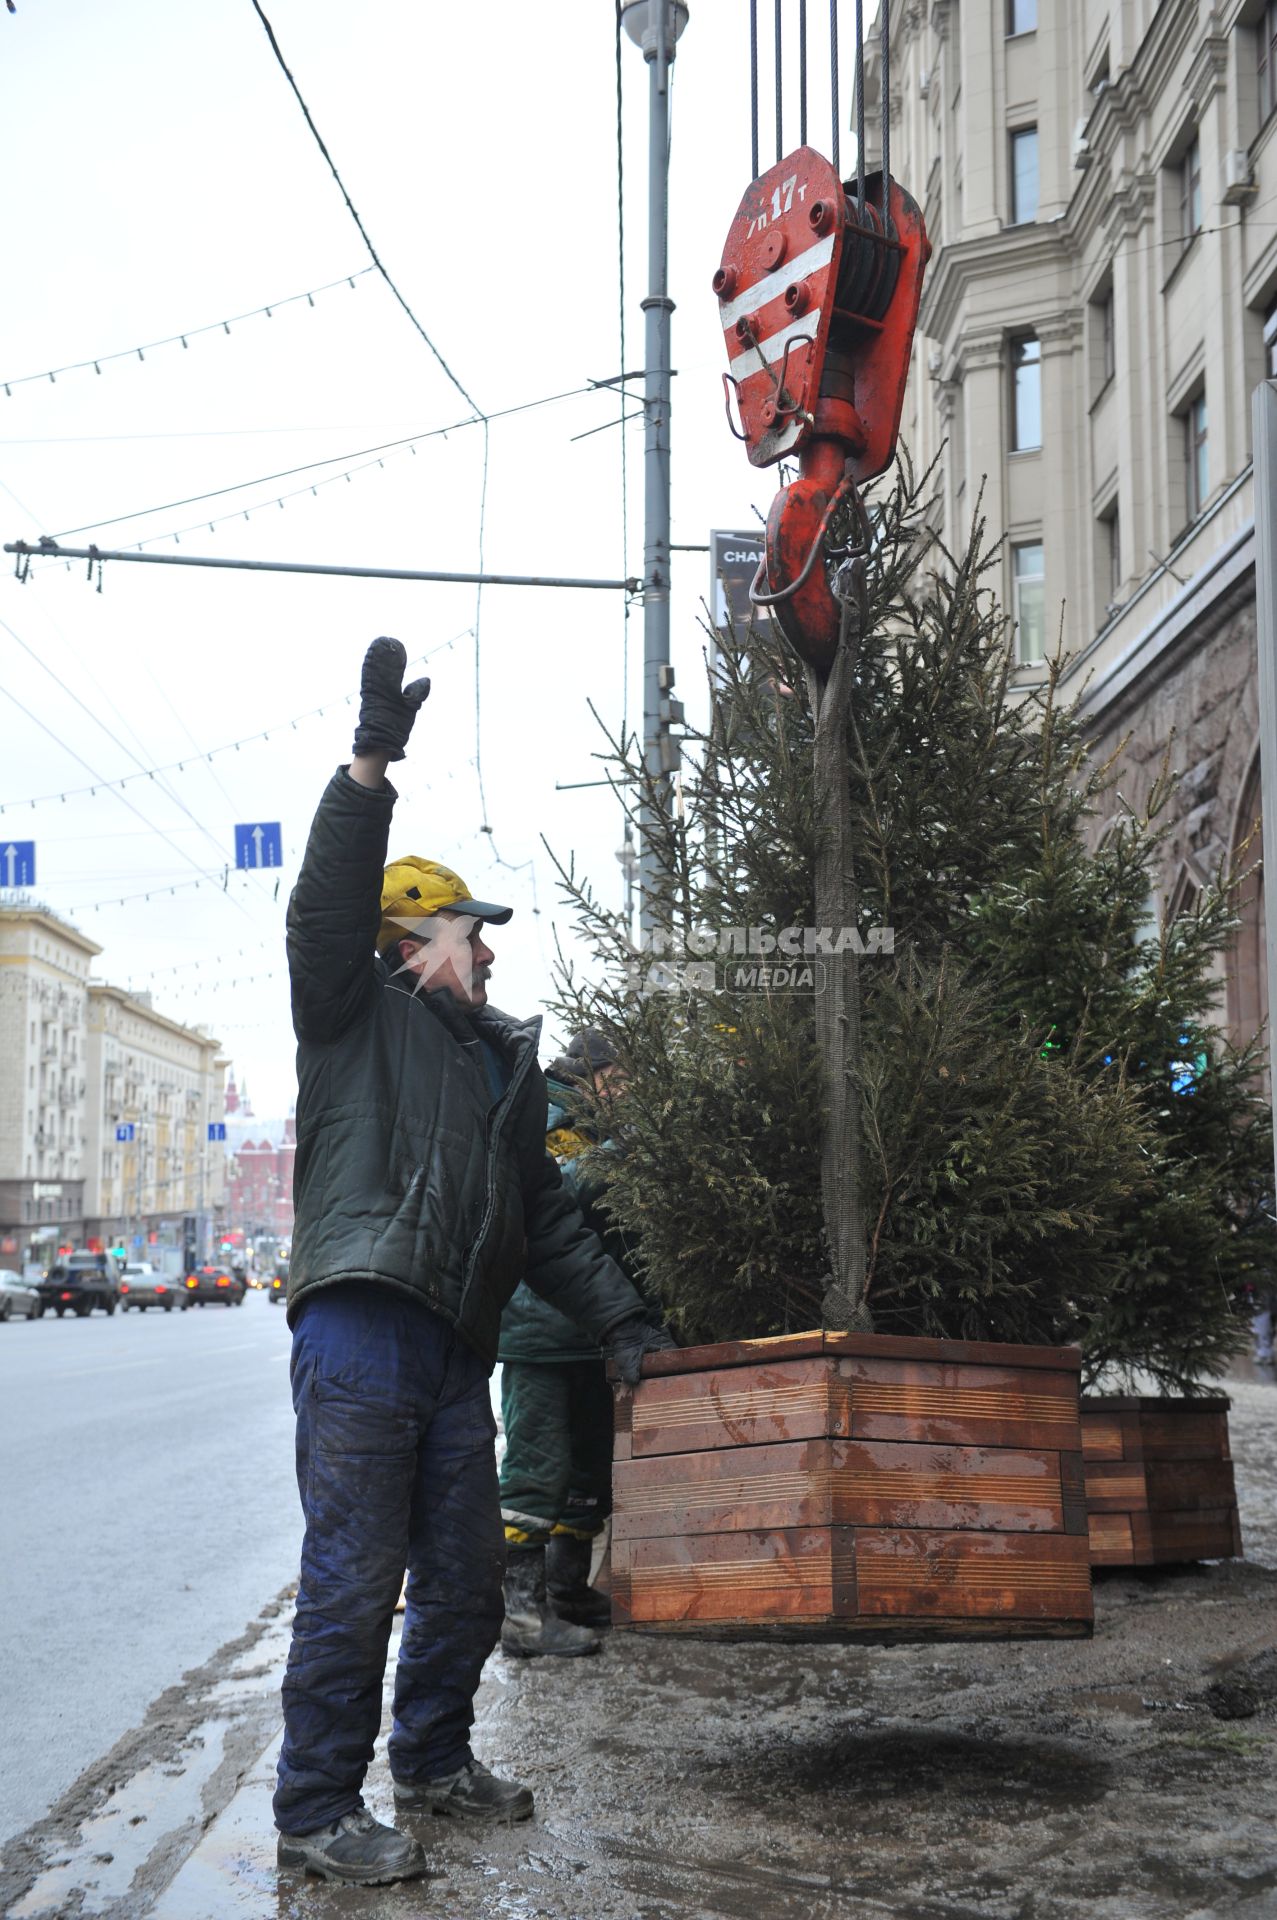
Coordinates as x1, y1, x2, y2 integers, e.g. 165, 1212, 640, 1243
0, 1271, 42, 1321
37, 1250, 121, 1318
119, 1263, 189, 1312
182, 1265, 246, 1307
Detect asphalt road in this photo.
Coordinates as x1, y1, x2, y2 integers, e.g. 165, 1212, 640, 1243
0, 1288, 300, 1848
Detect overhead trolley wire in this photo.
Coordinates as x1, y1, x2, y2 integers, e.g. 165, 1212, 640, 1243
248, 0, 483, 419
41, 381, 601, 544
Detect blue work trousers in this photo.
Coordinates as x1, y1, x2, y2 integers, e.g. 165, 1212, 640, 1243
273, 1283, 505, 1835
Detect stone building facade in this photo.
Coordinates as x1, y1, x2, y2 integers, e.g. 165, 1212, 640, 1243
876, 0, 1277, 1048
0, 906, 99, 1266
82, 984, 227, 1263
0, 902, 227, 1270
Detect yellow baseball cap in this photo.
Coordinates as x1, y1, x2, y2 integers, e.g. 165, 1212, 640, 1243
379, 856, 512, 956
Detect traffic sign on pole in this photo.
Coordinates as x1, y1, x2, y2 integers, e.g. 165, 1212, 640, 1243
207, 1122, 226, 1142
1, 841, 35, 887
115, 1123, 135, 1143
234, 822, 283, 870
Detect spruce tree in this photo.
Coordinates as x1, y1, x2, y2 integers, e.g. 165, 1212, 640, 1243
547, 465, 1273, 1390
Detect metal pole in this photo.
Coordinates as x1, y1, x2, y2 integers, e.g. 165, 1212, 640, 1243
4, 541, 636, 593
638, 1, 679, 939
1252, 380, 1277, 1168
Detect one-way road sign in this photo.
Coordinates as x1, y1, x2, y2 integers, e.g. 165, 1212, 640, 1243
234, 823, 283, 871
1, 841, 35, 887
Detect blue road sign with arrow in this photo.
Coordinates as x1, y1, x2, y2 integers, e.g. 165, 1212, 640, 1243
234, 822, 283, 870
115, 1123, 135, 1143
1, 841, 35, 887
208, 1122, 226, 1142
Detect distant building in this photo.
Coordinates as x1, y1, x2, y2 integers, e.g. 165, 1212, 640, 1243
876, 0, 1273, 1053
82, 984, 227, 1263
0, 905, 99, 1268
223, 1071, 296, 1245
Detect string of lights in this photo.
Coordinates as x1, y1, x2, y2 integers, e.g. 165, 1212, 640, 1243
22, 380, 604, 555
0, 634, 463, 812
0, 267, 376, 397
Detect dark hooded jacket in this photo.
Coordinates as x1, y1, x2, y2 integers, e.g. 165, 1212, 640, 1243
284, 767, 643, 1364
497, 1077, 641, 1364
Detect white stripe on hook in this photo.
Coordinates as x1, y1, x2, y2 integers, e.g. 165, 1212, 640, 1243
728, 308, 823, 373
716, 232, 836, 331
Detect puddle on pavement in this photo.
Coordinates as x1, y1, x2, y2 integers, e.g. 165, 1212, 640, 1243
11, 1721, 231, 1919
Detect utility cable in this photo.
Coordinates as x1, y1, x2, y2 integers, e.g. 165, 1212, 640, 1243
799, 0, 808, 147
0, 268, 375, 397
615, 0, 630, 746
474, 419, 492, 833
0, 635, 256, 921
248, 0, 483, 420
1, 618, 267, 902
42, 382, 600, 543
0, 635, 461, 811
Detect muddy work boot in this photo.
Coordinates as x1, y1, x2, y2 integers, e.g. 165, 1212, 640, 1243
276, 1807, 427, 1885
501, 1544, 600, 1658
395, 1757, 534, 1824
546, 1530, 612, 1629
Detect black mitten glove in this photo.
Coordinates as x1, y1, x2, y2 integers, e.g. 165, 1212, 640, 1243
351, 636, 431, 761
603, 1311, 678, 1386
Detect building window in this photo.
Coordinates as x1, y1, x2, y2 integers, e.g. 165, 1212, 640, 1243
1185, 393, 1208, 518
1011, 335, 1042, 449
1101, 293, 1115, 385
1179, 137, 1202, 244
1008, 0, 1036, 31
1013, 543, 1046, 664
1261, 1, 1277, 126
1010, 128, 1039, 224
1099, 505, 1121, 609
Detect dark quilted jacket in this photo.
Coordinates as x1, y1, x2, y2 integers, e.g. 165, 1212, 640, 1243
284, 767, 643, 1365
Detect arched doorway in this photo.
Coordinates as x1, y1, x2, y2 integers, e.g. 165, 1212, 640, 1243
1227, 748, 1266, 1077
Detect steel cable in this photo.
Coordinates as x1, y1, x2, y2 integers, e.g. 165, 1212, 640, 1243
832, 0, 842, 178
799, 0, 808, 147
775, 0, 783, 163
881, 0, 891, 201
750, 0, 760, 178
854, 0, 864, 206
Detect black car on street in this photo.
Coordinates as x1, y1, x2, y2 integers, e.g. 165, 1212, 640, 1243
36, 1251, 122, 1318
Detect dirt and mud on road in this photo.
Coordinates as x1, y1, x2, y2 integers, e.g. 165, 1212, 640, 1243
7, 1376, 1277, 1920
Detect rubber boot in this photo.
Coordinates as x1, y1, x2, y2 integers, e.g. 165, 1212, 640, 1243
500, 1545, 600, 1658
545, 1531, 612, 1629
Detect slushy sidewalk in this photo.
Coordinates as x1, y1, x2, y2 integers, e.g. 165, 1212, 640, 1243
152, 1378, 1277, 1920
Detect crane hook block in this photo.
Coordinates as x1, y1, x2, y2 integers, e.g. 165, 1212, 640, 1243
716, 147, 931, 674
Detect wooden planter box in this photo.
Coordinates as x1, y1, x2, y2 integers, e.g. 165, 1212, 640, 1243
1081, 1395, 1243, 1567
611, 1330, 1093, 1643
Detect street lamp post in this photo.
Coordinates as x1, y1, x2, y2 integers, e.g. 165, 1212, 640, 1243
622, 0, 689, 939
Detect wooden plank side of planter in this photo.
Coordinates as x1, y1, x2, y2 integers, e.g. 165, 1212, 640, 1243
839, 1357, 1081, 1453
852, 1528, 1093, 1622
613, 1436, 1076, 1541
610, 1526, 851, 1626
1144, 1508, 1244, 1562
625, 1356, 844, 1458
632, 1330, 1084, 1380
1080, 1397, 1242, 1566
611, 1525, 1092, 1628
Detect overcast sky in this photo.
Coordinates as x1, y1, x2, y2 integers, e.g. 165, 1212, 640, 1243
0, 0, 855, 1115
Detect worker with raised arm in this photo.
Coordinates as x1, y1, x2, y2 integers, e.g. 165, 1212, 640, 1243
273, 638, 672, 1890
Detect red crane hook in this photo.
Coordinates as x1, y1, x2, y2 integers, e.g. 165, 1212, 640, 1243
716, 148, 931, 676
